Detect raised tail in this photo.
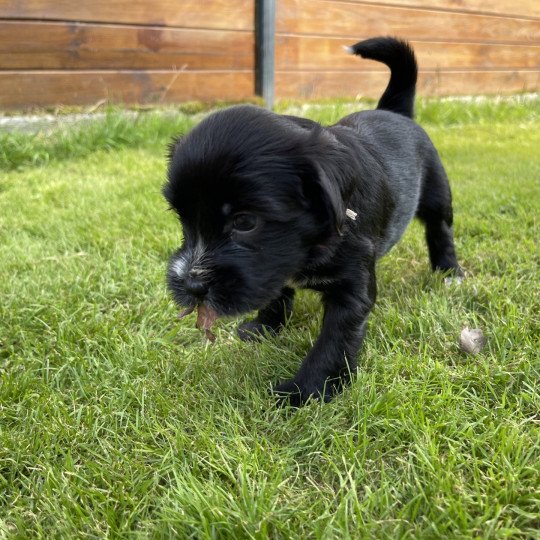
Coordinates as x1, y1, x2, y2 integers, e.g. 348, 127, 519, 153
347, 37, 418, 118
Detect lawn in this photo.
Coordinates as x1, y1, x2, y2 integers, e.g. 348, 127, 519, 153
1, 97, 539, 538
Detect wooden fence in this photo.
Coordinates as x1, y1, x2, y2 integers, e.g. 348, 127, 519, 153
0, 0, 538, 110
275, 0, 540, 99
0, 0, 255, 109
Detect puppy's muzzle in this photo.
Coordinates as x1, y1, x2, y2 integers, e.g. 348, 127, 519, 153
184, 267, 209, 298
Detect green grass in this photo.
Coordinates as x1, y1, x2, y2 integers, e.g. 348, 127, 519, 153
1, 97, 539, 538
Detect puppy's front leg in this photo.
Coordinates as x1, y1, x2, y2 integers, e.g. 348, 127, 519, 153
275, 261, 376, 407
238, 287, 295, 341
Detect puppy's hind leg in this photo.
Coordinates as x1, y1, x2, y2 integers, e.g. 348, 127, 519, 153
417, 160, 463, 277
237, 287, 295, 342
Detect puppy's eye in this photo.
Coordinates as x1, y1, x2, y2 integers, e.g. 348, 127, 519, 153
232, 213, 258, 233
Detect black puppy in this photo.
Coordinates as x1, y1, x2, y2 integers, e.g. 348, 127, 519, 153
163, 37, 462, 406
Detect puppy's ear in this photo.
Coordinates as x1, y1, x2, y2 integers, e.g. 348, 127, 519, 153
301, 163, 346, 235
163, 135, 184, 208
167, 135, 184, 163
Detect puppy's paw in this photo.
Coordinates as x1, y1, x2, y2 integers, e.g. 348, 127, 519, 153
273, 378, 334, 408
237, 320, 279, 342
273, 379, 306, 408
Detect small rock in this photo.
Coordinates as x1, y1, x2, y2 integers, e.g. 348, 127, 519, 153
459, 327, 486, 354
445, 276, 464, 287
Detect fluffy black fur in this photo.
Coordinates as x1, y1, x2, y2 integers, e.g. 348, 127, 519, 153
163, 37, 462, 406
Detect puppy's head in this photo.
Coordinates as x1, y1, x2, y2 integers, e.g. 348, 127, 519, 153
163, 105, 346, 316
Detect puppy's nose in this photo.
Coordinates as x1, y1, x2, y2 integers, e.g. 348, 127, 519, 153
184, 276, 209, 298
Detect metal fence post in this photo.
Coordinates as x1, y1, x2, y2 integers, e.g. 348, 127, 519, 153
256, 0, 276, 109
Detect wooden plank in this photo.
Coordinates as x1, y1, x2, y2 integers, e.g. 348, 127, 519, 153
275, 69, 540, 99
277, 0, 540, 43
0, 0, 254, 30
419, 70, 540, 95
0, 21, 254, 70
276, 35, 540, 71
0, 71, 254, 110
336, 0, 540, 20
